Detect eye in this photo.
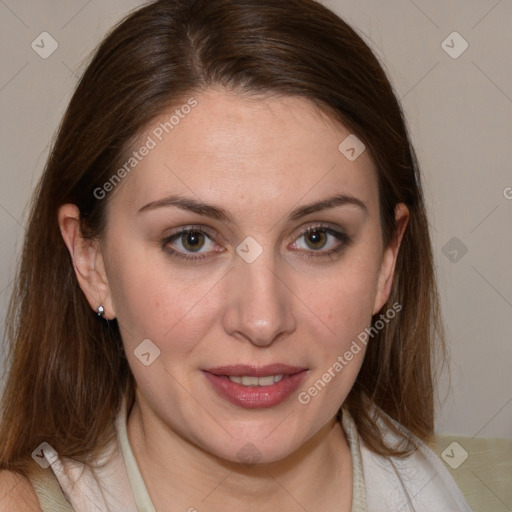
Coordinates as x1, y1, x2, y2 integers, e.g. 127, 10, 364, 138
161, 226, 220, 261
291, 224, 352, 259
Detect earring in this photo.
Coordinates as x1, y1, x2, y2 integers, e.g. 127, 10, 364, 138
97, 305, 105, 318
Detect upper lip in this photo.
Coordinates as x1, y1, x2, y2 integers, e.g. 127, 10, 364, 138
203, 364, 307, 377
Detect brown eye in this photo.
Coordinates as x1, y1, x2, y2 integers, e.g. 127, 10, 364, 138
180, 231, 206, 252
292, 224, 352, 260
161, 226, 221, 262
304, 229, 328, 250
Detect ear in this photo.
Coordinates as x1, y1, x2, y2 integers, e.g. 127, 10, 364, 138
372, 202, 409, 315
58, 204, 116, 319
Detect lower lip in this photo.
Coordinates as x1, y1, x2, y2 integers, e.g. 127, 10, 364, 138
203, 371, 308, 409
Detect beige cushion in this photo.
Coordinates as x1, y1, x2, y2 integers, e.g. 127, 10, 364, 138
430, 434, 512, 511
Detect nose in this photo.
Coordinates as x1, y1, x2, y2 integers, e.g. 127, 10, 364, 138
222, 246, 296, 347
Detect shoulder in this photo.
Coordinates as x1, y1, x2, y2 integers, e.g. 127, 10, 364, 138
0, 470, 41, 511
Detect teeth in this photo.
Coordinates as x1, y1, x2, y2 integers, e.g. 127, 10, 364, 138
255, 376, 274, 386
242, 376, 259, 386
228, 374, 285, 386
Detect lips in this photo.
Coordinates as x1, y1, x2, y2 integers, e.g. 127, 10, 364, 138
204, 364, 305, 377
203, 364, 308, 409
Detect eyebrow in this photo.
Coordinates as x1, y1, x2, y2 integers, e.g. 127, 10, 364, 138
137, 193, 368, 222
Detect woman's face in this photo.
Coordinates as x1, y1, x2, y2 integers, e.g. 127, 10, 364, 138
91, 89, 406, 463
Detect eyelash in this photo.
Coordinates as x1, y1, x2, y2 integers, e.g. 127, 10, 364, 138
161, 223, 352, 262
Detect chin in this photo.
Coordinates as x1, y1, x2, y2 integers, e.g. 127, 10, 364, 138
196, 422, 313, 467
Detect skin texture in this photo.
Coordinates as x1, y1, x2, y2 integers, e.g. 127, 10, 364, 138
0, 471, 41, 512
59, 88, 409, 511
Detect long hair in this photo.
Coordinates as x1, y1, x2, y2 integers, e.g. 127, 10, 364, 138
0, 0, 445, 475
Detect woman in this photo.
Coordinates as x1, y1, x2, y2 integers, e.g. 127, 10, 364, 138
0, 0, 473, 510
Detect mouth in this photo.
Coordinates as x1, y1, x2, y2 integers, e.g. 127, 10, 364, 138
202, 364, 308, 409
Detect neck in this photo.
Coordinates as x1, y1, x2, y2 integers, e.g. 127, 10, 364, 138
126, 393, 353, 512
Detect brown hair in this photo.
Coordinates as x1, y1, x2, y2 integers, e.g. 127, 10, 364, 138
0, 0, 445, 475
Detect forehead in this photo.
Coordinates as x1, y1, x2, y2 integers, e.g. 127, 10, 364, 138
110, 88, 378, 216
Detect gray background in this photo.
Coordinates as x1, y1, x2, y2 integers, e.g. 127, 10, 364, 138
0, 0, 511, 440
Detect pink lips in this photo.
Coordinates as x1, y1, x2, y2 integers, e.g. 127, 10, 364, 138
203, 364, 308, 409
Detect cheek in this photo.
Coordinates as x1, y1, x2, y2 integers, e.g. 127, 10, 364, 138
297, 264, 379, 412
106, 247, 221, 357
300, 252, 381, 340
296, 253, 381, 407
